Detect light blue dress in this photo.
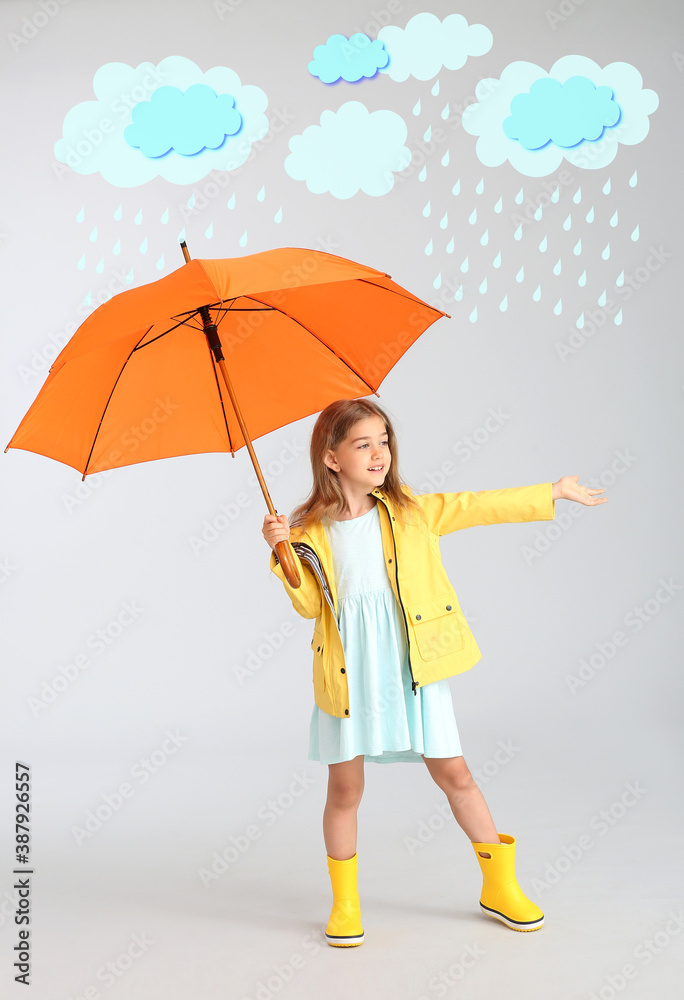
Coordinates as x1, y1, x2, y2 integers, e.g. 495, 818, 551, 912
308, 502, 463, 765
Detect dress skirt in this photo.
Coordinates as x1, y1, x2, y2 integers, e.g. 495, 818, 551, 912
308, 502, 463, 765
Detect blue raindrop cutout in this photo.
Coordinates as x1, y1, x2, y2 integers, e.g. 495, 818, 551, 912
205, 223, 213, 239
452, 179, 460, 196
516, 266, 524, 283
614, 309, 623, 326
514, 224, 522, 240
425, 238, 433, 255
433, 272, 441, 289
135, 208, 143, 224
441, 150, 449, 166
533, 285, 541, 302
553, 258, 561, 275
156, 254, 165, 271
423, 200, 431, 218
578, 270, 586, 287
139, 238, 147, 253
480, 228, 488, 246
89, 226, 97, 242
76, 206, 85, 223
161, 208, 169, 224
228, 194, 236, 209
539, 235, 547, 252
469, 306, 477, 323
494, 196, 502, 214
469, 207, 477, 224
114, 204, 122, 221
274, 206, 283, 223
573, 186, 582, 204
419, 165, 427, 182
631, 225, 639, 242
475, 178, 484, 195
603, 177, 611, 195
493, 251, 501, 269
553, 298, 562, 316
412, 99, 421, 115
586, 206, 594, 223
239, 230, 247, 247
446, 237, 454, 254
95, 258, 104, 274
629, 171, 637, 188
460, 255, 469, 273
479, 276, 487, 294
257, 185, 265, 202
602, 243, 610, 260
440, 212, 448, 229
113, 239, 121, 255
610, 211, 618, 227
574, 238, 582, 256
499, 295, 508, 312
431, 79, 439, 96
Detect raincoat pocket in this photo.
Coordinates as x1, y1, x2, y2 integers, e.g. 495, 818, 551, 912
407, 591, 464, 661
311, 626, 326, 696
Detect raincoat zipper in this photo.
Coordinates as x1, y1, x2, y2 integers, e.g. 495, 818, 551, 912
376, 495, 418, 696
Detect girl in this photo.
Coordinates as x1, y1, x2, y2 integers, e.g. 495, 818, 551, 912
262, 398, 607, 947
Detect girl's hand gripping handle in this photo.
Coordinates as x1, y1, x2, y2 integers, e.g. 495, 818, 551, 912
263, 514, 301, 589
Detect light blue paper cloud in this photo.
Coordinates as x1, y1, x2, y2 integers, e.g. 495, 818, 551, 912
309, 33, 389, 83
53, 56, 269, 187
462, 55, 659, 176
503, 76, 621, 150
378, 11, 492, 82
285, 101, 410, 198
124, 84, 242, 157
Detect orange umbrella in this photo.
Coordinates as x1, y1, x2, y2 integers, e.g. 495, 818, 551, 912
6, 243, 449, 586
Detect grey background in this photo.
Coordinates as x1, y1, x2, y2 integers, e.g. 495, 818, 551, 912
1, 0, 683, 997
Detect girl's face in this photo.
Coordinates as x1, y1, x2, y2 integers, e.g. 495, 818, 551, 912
324, 415, 391, 490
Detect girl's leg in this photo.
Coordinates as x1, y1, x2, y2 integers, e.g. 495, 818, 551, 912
422, 755, 500, 851
323, 754, 365, 859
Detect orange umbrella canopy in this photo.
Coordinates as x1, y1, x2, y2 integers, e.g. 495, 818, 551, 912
6, 247, 448, 478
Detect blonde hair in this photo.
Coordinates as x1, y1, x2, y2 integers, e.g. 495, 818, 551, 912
288, 398, 428, 536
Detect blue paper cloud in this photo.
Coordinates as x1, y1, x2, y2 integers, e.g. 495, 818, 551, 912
124, 83, 242, 158
503, 75, 621, 150
463, 56, 658, 176
309, 33, 389, 83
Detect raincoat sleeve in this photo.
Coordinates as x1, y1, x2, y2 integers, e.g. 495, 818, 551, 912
420, 482, 555, 536
269, 545, 323, 620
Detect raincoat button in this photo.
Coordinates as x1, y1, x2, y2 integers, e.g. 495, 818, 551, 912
416, 614, 421, 620
388, 558, 392, 563
340, 667, 345, 673
345, 709, 349, 715
446, 605, 452, 610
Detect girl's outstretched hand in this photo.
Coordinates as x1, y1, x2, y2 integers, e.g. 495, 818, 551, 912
262, 513, 291, 551
553, 475, 608, 505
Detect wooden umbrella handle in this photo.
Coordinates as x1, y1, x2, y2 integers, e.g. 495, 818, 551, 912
274, 539, 301, 589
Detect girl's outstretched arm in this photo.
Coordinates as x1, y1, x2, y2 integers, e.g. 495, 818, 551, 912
552, 475, 608, 504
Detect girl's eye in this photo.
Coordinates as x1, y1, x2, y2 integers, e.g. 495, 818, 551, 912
360, 442, 388, 448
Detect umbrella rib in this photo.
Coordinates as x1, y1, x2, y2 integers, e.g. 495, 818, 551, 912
239, 295, 380, 396
133, 303, 275, 352
132, 315, 203, 351
355, 277, 450, 316
81, 326, 153, 480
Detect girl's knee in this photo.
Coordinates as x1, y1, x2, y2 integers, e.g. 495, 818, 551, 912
327, 780, 364, 809
427, 755, 476, 794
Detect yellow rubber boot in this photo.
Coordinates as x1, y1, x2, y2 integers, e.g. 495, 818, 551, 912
471, 833, 544, 932
325, 853, 364, 947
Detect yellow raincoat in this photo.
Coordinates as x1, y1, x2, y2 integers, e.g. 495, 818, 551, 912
270, 482, 555, 718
